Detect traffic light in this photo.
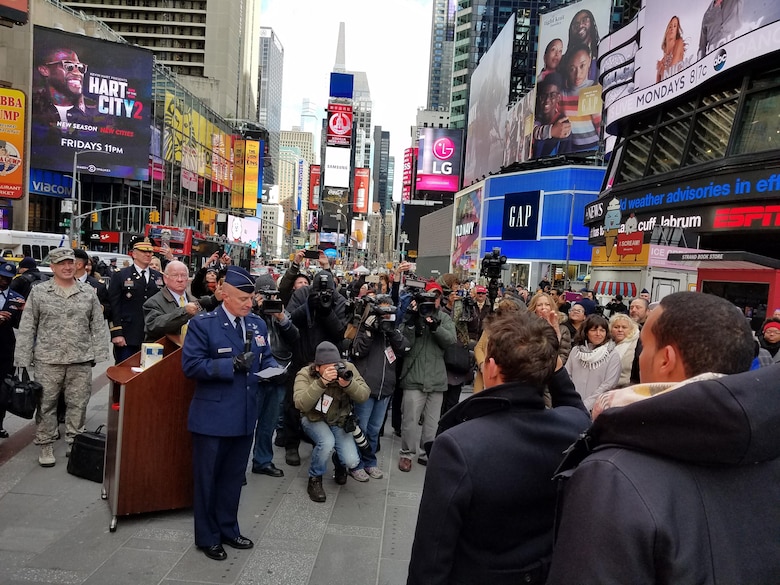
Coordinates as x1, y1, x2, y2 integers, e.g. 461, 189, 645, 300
90, 212, 98, 223
149, 209, 160, 223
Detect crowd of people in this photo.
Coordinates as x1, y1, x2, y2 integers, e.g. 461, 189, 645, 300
1, 244, 779, 580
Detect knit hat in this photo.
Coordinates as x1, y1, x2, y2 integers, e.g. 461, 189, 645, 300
254, 273, 276, 292
314, 341, 341, 365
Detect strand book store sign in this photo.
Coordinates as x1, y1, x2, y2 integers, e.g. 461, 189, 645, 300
31, 26, 153, 180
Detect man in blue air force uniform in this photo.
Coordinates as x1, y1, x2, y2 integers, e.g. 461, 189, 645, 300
182, 266, 279, 561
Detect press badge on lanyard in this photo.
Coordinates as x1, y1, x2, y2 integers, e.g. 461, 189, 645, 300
315, 394, 333, 414
385, 346, 396, 364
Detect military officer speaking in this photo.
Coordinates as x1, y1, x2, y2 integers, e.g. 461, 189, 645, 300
107, 236, 163, 363
182, 266, 280, 561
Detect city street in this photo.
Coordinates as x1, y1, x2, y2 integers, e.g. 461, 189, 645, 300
0, 358, 431, 585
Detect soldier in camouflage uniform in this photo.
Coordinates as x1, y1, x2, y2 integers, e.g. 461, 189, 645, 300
15, 247, 110, 468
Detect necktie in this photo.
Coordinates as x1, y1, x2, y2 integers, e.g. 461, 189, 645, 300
234, 316, 244, 341
141, 269, 147, 284
179, 295, 186, 307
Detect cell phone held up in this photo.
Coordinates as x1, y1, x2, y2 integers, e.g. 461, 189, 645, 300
303, 249, 320, 260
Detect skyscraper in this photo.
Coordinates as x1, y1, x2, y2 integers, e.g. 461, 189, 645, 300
333, 23, 373, 170
60, 0, 261, 120
449, 0, 575, 128
259, 26, 285, 187
426, 0, 457, 111
372, 126, 391, 214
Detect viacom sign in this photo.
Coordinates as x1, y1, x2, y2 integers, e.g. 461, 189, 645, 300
416, 128, 463, 193
29, 169, 73, 198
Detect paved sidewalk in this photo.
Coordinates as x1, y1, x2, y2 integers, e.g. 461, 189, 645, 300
0, 370, 445, 585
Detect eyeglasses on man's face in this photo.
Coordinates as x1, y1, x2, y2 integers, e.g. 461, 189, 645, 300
47, 60, 87, 74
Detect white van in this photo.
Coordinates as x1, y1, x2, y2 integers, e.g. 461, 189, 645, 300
39, 250, 133, 277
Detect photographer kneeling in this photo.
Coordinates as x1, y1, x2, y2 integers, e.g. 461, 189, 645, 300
294, 341, 370, 503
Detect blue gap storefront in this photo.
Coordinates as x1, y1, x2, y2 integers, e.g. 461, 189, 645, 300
470, 166, 604, 289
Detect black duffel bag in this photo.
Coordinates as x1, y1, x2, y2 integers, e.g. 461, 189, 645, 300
0, 368, 43, 420
67, 425, 106, 483
444, 342, 473, 374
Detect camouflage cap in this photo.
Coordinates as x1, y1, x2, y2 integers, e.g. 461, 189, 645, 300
49, 248, 75, 264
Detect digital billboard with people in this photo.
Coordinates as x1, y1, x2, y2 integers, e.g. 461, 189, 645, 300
531, 0, 612, 159
31, 26, 153, 180
603, 0, 780, 132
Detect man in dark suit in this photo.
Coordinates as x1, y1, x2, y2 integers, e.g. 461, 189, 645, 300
107, 236, 163, 363
73, 248, 110, 321
182, 266, 279, 561
142, 260, 204, 341
0, 262, 25, 438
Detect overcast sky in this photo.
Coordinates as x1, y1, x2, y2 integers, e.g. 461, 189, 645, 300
259, 0, 432, 202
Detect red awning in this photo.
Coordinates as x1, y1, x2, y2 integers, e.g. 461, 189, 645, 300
593, 281, 637, 298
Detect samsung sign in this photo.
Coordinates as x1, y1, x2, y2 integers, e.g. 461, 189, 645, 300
29, 169, 73, 198
502, 191, 542, 241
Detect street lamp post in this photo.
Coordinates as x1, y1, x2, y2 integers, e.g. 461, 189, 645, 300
69, 149, 106, 248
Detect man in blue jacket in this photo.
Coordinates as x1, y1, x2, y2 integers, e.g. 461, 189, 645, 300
182, 266, 279, 561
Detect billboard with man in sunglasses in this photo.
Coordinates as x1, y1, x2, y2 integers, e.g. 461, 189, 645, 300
31, 26, 153, 180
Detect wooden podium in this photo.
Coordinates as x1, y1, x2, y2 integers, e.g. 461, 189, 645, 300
103, 336, 194, 532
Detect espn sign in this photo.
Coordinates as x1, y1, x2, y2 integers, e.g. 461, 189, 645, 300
713, 205, 780, 229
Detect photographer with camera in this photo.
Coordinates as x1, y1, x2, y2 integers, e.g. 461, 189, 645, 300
249, 275, 300, 478
440, 279, 475, 415
349, 295, 410, 480
278, 249, 326, 304
398, 281, 456, 472
294, 341, 370, 502
282, 270, 349, 467
191, 250, 231, 298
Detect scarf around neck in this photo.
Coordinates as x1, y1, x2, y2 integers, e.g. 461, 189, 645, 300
576, 340, 615, 370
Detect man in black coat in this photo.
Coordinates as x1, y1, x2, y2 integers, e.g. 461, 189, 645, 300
407, 311, 590, 585
73, 248, 111, 321
0, 262, 25, 438
107, 237, 163, 363
548, 292, 780, 584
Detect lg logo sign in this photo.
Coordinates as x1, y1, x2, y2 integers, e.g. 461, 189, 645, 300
431, 137, 455, 175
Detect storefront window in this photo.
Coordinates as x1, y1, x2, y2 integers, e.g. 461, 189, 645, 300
508, 263, 530, 289
733, 87, 780, 155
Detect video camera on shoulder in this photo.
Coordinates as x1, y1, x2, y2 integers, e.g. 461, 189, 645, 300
258, 288, 283, 315
480, 247, 507, 280
413, 290, 438, 318
372, 302, 398, 333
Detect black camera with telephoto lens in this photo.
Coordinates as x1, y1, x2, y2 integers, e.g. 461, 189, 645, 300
335, 361, 353, 381
343, 412, 372, 456
413, 291, 438, 318
313, 273, 333, 309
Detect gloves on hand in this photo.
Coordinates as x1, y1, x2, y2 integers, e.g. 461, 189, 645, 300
427, 318, 440, 332
364, 314, 377, 328
233, 351, 255, 372
308, 293, 320, 310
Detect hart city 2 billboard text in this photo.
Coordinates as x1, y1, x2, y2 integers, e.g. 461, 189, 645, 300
31, 26, 153, 180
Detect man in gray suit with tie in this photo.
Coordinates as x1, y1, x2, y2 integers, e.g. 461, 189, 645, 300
143, 260, 203, 340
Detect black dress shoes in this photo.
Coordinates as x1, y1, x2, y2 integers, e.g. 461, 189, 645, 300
252, 463, 284, 477
199, 544, 227, 561
0, 429, 9, 439
222, 535, 254, 549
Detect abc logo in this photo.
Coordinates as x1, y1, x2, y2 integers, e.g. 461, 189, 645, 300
713, 49, 727, 71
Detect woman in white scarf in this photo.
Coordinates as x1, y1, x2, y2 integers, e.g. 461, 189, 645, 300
565, 314, 622, 411
609, 313, 640, 388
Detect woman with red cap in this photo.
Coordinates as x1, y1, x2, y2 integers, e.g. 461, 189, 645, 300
759, 318, 780, 364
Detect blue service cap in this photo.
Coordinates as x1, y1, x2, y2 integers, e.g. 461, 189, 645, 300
224, 266, 254, 293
